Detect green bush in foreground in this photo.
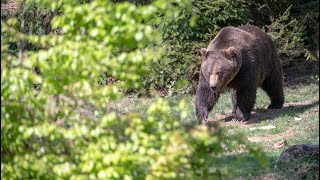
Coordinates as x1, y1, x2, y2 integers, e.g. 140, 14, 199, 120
1, 0, 265, 179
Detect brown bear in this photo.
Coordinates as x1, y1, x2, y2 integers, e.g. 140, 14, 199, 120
195, 24, 284, 124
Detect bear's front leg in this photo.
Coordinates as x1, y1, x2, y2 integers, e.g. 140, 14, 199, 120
195, 82, 220, 124
233, 87, 257, 121
195, 102, 209, 124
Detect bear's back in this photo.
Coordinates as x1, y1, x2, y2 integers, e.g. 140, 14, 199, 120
208, 25, 275, 51
238, 24, 265, 36
238, 25, 275, 46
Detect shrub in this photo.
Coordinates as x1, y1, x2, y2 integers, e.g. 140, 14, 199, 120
263, 6, 307, 66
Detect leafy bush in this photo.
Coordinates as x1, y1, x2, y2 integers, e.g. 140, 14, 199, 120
263, 6, 306, 66
1, 0, 265, 179
264, 6, 316, 66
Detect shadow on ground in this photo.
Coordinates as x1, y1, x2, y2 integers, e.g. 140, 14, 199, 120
216, 99, 319, 124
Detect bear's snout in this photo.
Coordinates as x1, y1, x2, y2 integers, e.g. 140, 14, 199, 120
210, 85, 217, 91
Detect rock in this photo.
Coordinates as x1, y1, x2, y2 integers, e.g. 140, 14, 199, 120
275, 144, 319, 179
277, 144, 319, 164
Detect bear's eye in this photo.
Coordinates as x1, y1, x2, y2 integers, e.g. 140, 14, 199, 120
216, 72, 223, 78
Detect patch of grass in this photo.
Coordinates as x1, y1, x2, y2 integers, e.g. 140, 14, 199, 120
214, 152, 279, 178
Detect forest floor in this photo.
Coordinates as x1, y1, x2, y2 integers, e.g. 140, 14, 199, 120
104, 60, 319, 179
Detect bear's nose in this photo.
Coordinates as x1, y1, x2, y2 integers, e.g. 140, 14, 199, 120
210, 85, 217, 91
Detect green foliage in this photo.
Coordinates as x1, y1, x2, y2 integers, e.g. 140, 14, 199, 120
145, 0, 251, 94
263, 6, 307, 66
161, 0, 250, 42
1, 0, 265, 179
292, 0, 319, 51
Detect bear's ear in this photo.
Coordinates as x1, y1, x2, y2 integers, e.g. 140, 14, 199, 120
225, 46, 237, 60
200, 48, 208, 58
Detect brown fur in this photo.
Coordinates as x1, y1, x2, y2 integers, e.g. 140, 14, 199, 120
195, 25, 284, 124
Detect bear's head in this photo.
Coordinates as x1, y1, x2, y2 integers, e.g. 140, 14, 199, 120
200, 46, 242, 93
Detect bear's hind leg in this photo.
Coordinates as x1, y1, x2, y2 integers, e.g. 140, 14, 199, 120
231, 89, 237, 114
262, 75, 284, 109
